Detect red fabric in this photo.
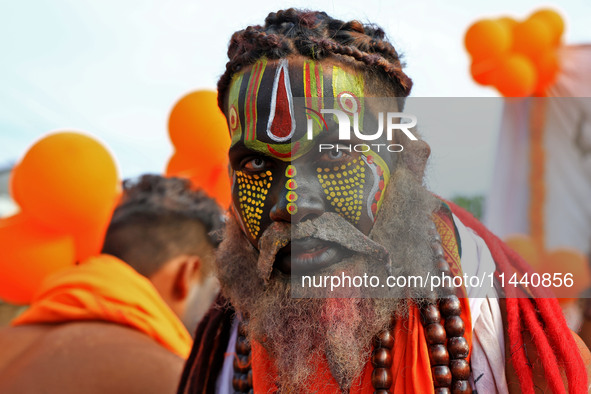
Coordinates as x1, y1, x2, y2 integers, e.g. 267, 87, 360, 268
448, 201, 588, 394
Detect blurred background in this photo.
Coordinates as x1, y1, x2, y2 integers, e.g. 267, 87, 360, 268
1, 0, 590, 209
1, 0, 591, 329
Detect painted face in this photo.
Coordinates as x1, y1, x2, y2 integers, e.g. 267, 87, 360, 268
226, 58, 397, 246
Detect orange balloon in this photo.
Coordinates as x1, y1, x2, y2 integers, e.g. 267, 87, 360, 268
168, 90, 230, 166
9, 163, 24, 206
512, 18, 553, 59
0, 213, 76, 304
74, 220, 111, 262
505, 234, 541, 268
470, 58, 501, 86
166, 151, 231, 208
166, 151, 198, 178
533, 50, 560, 94
538, 249, 589, 300
494, 54, 537, 97
497, 16, 518, 31
13, 132, 120, 237
464, 19, 512, 61
197, 164, 232, 208
530, 9, 564, 46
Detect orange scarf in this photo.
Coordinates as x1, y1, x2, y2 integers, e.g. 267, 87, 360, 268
12, 254, 192, 359
251, 209, 472, 393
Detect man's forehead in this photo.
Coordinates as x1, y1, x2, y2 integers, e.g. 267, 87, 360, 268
226, 57, 368, 160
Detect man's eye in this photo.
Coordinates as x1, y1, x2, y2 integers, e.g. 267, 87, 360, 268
243, 157, 267, 171
319, 146, 354, 163
328, 150, 343, 160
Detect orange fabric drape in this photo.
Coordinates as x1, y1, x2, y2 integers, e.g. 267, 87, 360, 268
12, 254, 192, 358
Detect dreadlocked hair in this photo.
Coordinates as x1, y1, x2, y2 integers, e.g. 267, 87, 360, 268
217, 8, 412, 111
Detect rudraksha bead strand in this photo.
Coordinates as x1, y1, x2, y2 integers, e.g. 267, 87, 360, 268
371, 329, 394, 393
233, 319, 253, 393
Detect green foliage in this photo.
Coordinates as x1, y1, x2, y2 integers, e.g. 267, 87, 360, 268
451, 195, 485, 220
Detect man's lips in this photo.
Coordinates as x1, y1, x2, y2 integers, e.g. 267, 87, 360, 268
274, 238, 350, 275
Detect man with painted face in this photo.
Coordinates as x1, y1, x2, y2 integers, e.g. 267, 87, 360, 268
178, 9, 591, 394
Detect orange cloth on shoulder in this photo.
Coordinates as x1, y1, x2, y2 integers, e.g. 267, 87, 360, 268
12, 254, 192, 359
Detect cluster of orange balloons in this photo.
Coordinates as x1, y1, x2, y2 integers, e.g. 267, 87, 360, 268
465, 9, 564, 96
166, 90, 231, 208
0, 132, 120, 304
505, 234, 589, 302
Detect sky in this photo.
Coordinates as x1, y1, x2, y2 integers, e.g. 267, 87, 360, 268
1, 0, 590, 198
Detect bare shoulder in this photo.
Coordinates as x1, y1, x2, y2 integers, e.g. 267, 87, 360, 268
0, 322, 185, 394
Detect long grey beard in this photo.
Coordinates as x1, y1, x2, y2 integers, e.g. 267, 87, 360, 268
215, 167, 440, 391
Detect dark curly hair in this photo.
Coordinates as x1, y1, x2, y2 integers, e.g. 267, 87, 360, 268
101, 174, 224, 277
217, 8, 412, 111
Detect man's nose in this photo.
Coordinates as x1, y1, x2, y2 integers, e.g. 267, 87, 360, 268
269, 169, 325, 224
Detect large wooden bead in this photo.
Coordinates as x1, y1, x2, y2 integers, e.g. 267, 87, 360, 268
444, 315, 465, 337
247, 369, 253, 387
448, 337, 470, 358
435, 388, 451, 394
372, 347, 393, 368
451, 379, 472, 394
431, 231, 442, 243
431, 242, 445, 258
373, 331, 394, 349
450, 359, 471, 380
236, 335, 251, 355
371, 367, 393, 389
428, 220, 438, 231
421, 304, 441, 325
374, 390, 390, 394
232, 373, 249, 391
429, 344, 450, 366
436, 258, 451, 274
425, 323, 446, 344
432, 365, 452, 387
440, 296, 461, 317
233, 354, 251, 373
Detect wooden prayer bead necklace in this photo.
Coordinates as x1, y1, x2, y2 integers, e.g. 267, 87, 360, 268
422, 221, 472, 394
232, 320, 253, 393
233, 222, 472, 393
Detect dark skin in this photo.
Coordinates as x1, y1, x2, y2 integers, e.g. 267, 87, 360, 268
0, 322, 184, 394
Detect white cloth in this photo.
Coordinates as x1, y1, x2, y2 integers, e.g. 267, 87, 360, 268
216, 317, 238, 393
454, 215, 508, 394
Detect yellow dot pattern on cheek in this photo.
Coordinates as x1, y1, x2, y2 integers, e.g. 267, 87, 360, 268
316, 158, 365, 225
236, 170, 273, 238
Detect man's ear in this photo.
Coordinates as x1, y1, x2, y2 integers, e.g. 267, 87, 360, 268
402, 139, 430, 179
172, 256, 201, 300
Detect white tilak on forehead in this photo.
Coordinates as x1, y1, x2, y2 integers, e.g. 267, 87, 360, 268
266, 59, 296, 143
